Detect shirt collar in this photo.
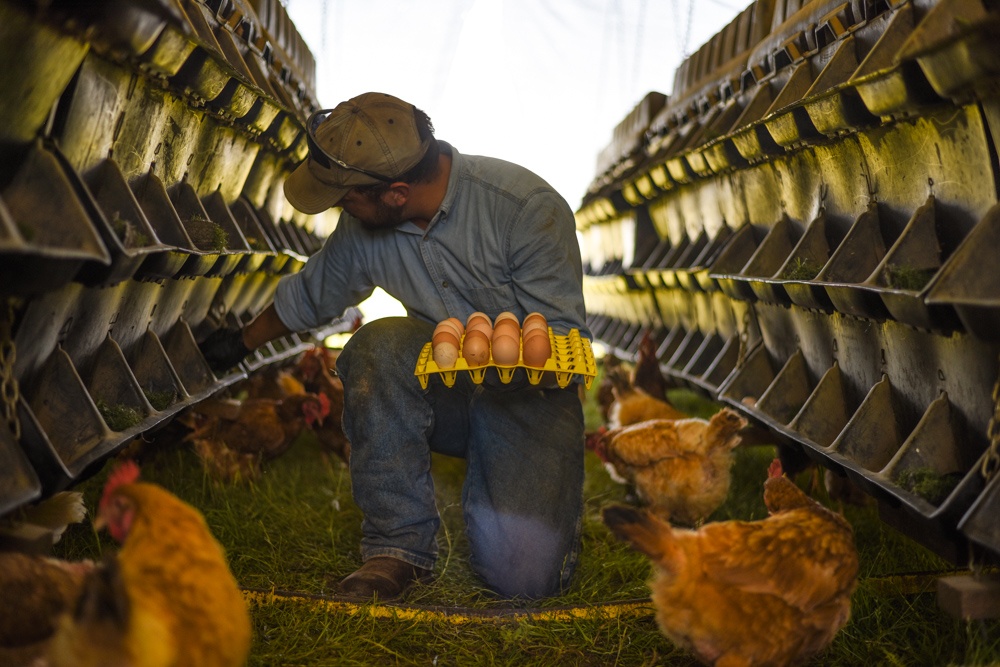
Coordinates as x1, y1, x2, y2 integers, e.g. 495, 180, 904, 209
425, 142, 459, 231
394, 141, 460, 235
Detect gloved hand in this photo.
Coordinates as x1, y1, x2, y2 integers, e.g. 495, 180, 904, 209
199, 327, 251, 374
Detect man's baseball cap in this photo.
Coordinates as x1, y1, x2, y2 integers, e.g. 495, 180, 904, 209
283, 92, 432, 214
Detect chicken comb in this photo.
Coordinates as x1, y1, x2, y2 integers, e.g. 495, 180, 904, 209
104, 460, 141, 496
317, 392, 331, 418
300, 392, 331, 427
767, 458, 783, 479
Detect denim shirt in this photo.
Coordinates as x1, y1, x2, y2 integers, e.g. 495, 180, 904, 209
274, 142, 591, 340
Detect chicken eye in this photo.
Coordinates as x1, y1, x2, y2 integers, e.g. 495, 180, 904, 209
113, 496, 132, 515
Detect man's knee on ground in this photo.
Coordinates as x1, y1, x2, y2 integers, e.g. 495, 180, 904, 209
467, 511, 575, 599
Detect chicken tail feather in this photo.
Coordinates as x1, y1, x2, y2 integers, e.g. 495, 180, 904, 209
707, 408, 748, 448
74, 554, 130, 630
602, 504, 679, 568
48, 554, 134, 667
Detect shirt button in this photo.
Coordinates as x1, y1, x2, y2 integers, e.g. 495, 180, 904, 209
442, 281, 449, 288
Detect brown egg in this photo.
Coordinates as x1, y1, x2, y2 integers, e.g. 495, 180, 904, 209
494, 311, 519, 327
522, 332, 551, 367
491, 333, 520, 366
522, 318, 548, 336
434, 321, 461, 340
467, 311, 491, 328
433, 341, 459, 369
523, 324, 548, 338
445, 317, 465, 336
432, 329, 460, 349
462, 329, 491, 366
466, 318, 493, 339
521, 327, 549, 340
493, 318, 520, 341
523, 312, 547, 327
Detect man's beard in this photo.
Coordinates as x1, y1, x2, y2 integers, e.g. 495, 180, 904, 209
359, 196, 406, 230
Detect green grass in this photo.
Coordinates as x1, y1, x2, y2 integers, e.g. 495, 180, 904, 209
54, 379, 1000, 666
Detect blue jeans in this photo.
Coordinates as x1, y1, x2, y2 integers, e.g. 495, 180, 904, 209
336, 317, 585, 598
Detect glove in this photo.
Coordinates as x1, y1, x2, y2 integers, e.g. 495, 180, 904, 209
199, 327, 251, 374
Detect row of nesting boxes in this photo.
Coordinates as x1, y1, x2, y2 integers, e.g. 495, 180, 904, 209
577, 0, 1000, 562
0, 0, 349, 518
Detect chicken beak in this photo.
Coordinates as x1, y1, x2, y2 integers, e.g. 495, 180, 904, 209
93, 513, 107, 532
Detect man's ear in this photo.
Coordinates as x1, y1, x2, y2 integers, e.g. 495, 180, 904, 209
383, 182, 409, 207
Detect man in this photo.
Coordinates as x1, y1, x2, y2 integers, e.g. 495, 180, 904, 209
200, 92, 589, 601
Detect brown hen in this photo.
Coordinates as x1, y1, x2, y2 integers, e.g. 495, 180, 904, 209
180, 392, 329, 482
48, 461, 251, 667
632, 329, 670, 400
292, 346, 350, 465
237, 363, 305, 400
48, 553, 138, 667
603, 458, 859, 667
593, 408, 747, 525
294, 346, 340, 396
0, 551, 94, 666
607, 363, 686, 429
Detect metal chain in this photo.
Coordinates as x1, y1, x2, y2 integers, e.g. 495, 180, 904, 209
0, 298, 22, 441
981, 352, 1000, 480
963, 352, 1000, 575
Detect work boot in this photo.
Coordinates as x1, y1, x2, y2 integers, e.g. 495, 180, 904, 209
338, 556, 433, 601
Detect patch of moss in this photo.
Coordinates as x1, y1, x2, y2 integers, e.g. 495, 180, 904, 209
187, 216, 229, 252
110, 214, 150, 248
210, 223, 229, 251
896, 467, 963, 505
885, 264, 935, 292
143, 388, 176, 411
781, 257, 822, 281
96, 400, 143, 431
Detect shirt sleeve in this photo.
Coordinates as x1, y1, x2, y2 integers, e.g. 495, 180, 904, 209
507, 189, 590, 339
273, 214, 376, 332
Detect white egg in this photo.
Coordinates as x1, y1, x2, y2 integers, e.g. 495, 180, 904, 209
433, 341, 459, 369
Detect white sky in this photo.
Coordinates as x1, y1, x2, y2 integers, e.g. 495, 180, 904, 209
283, 0, 747, 210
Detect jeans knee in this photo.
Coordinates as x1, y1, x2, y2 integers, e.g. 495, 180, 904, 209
338, 317, 432, 380
477, 563, 566, 599
467, 510, 577, 599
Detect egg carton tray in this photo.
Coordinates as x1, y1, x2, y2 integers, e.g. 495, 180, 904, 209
415, 328, 596, 390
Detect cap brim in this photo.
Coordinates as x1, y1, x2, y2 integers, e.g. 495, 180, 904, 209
283, 160, 352, 215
